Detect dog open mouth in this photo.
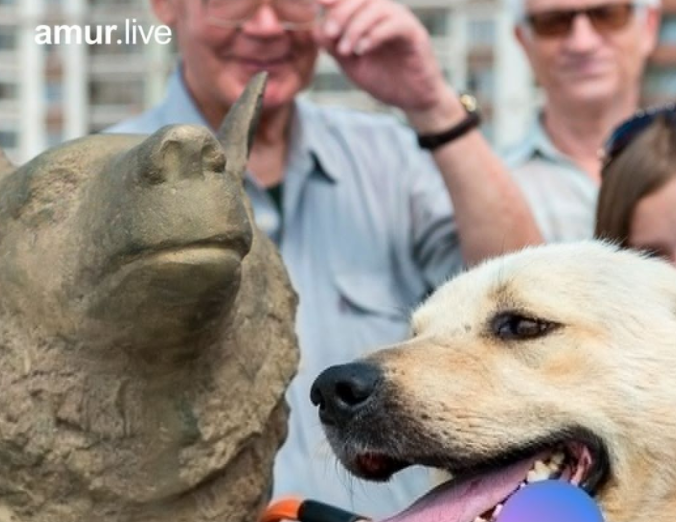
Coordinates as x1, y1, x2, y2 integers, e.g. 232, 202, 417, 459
353, 438, 609, 522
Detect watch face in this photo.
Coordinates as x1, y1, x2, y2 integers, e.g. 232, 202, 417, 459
459, 93, 479, 114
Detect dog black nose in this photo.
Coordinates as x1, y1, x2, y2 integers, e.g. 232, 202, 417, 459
310, 362, 382, 426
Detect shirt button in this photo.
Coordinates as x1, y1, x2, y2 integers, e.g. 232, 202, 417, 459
257, 212, 278, 234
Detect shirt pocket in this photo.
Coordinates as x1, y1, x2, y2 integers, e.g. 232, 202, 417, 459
333, 271, 409, 321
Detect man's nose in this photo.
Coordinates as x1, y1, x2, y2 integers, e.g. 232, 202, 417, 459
310, 362, 383, 426
564, 14, 603, 53
242, 1, 286, 34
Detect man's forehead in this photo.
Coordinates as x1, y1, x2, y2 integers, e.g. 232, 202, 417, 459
525, 0, 630, 11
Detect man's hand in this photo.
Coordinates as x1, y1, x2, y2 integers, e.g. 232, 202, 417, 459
314, 0, 450, 115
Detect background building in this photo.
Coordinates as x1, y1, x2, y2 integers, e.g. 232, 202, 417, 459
0, 0, 174, 162
645, 0, 676, 104
0, 0, 674, 164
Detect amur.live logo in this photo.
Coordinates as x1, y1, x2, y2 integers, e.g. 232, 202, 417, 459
496, 480, 604, 522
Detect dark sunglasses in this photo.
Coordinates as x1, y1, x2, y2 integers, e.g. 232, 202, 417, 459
526, 3, 637, 38
601, 103, 676, 169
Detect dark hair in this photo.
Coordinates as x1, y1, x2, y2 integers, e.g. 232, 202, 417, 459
595, 115, 676, 247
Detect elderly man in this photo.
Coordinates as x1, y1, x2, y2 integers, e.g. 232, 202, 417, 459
107, 0, 541, 516
504, 0, 661, 241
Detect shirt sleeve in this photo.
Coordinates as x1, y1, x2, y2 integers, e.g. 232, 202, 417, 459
404, 135, 463, 291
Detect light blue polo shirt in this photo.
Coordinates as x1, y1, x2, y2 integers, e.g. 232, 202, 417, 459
107, 68, 463, 517
502, 117, 599, 243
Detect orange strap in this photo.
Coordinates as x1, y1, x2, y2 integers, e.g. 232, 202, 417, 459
261, 497, 303, 522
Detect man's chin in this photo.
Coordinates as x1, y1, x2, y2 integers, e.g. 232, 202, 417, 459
561, 84, 620, 109
259, 82, 305, 110
562, 70, 622, 98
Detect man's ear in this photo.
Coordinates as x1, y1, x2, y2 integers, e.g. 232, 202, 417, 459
514, 25, 537, 69
514, 25, 528, 53
149, 0, 180, 26
642, 7, 662, 57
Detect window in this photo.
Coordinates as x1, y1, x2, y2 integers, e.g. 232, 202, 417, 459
47, 131, 63, 147
467, 66, 495, 99
312, 71, 354, 93
45, 82, 63, 104
0, 130, 17, 148
643, 66, 676, 104
0, 82, 16, 100
412, 8, 449, 37
0, 27, 16, 51
468, 18, 495, 48
89, 79, 144, 105
658, 15, 676, 44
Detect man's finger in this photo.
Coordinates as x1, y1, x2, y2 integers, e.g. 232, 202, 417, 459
335, 1, 388, 56
352, 15, 415, 54
319, 0, 370, 40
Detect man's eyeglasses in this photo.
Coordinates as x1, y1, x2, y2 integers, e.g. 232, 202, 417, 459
525, 3, 638, 38
601, 104, 676, 169
204, 0, 320, 30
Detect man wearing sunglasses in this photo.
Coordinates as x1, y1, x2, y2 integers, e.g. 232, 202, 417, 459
504, 0, 660, 242
106, 0, 542, 516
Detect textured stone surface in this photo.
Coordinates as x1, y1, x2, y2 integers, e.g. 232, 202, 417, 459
0, 76, 298, 522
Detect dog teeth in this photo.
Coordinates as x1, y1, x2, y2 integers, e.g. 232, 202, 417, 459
526, 459, 552, 483
473, 501, 504, 522
473, 452, 569, 522
548, 460, 562, 471
550, 451, 565, 466
526, 451, 567, 484
535, 460, 550, 474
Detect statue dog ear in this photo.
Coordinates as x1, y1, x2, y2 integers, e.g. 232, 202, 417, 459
217, 72, 267, 180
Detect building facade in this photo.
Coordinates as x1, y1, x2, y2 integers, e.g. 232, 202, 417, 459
0, 0, 674, 164
0, 0, 174, 163
645, 0, 676, 105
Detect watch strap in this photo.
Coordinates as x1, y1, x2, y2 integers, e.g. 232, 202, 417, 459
416, 110, 481, 150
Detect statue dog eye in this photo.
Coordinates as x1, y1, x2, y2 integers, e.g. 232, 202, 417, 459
490, 311, 559, 341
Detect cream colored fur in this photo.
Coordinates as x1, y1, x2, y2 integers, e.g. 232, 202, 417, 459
363, 241, 676, 522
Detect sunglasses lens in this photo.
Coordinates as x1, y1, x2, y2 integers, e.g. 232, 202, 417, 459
588, 4, 635, 32
528, 11, 575, 37
527, 3, 635, 38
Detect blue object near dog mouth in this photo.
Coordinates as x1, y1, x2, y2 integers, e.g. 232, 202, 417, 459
496, 480, 604, 522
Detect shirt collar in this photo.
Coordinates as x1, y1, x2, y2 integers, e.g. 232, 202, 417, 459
287, 97, 343, 183
159, 65, 210, 128
524, 113, 580, 170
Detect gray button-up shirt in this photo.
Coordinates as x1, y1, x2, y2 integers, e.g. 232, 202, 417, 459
502, 117, 598, 243
106, 69, 462, 517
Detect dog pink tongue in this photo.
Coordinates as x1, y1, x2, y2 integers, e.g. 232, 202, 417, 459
378, 457, 537, 522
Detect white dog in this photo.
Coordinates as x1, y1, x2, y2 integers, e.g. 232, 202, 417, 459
311, 241, 676, 522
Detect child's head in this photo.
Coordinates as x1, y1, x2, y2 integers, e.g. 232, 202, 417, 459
596, 108, 676, 264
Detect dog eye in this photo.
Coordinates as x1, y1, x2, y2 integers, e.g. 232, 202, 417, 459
490, 312, 558, 341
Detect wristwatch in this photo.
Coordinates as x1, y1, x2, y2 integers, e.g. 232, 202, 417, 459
416, 93, 482, 151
